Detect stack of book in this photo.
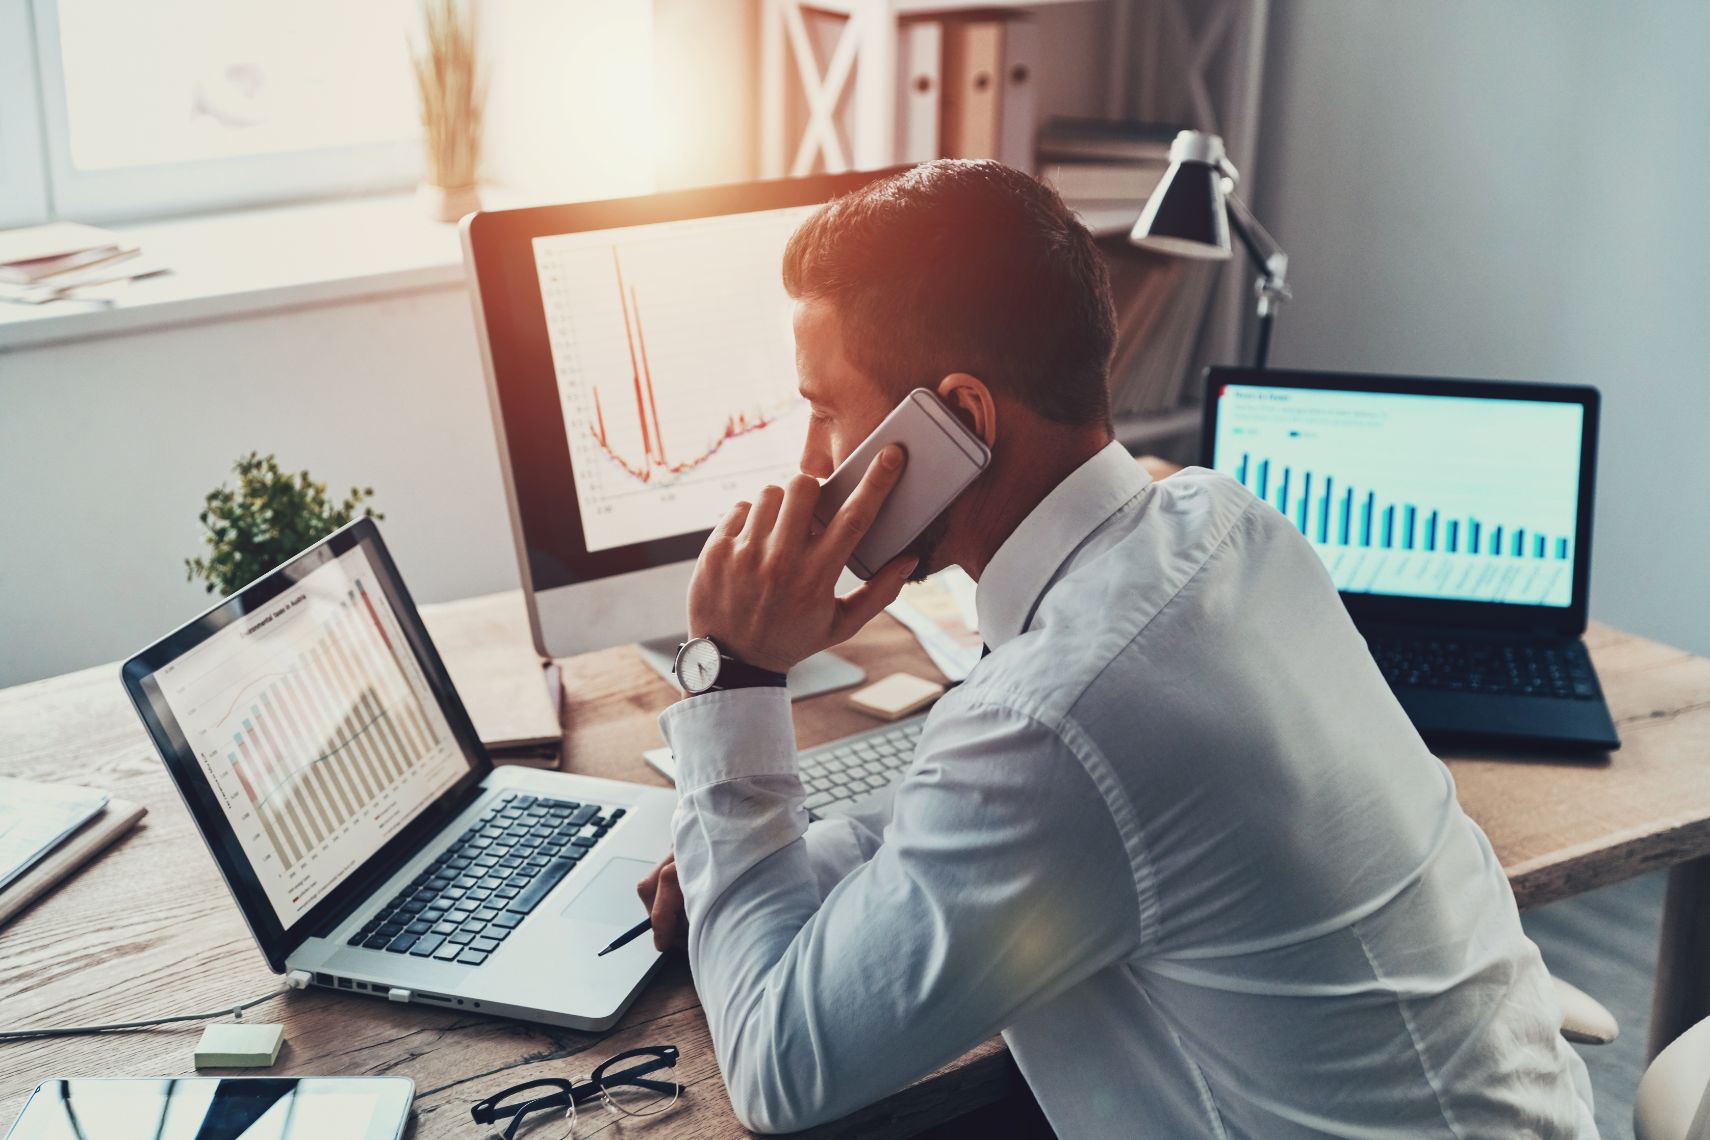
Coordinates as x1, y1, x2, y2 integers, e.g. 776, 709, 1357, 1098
1036, 118, 1177, 208
1035, 119, 1215, 427
1100, 235, 1220, 426
421, 595, 565, 768
0, 221, 149, 299
0, 777, 147, 928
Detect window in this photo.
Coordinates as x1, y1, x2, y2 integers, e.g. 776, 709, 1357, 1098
2, 0, 662, 232
7, 0, 423, 225
0, 3, 50, 228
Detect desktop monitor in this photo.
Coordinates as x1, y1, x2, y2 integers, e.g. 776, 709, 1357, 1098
462, 171, 894, 694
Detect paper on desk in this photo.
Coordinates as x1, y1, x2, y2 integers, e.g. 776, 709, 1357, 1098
0, 778, 108, 893
886, 568, 983, 682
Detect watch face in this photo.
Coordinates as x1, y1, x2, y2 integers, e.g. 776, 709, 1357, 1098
677, 638, 722, 692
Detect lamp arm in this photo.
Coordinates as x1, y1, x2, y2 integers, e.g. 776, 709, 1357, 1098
1223, 189, 1291, 369
1224, 190, 1290, 300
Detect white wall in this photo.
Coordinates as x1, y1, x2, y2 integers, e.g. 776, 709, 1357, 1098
1254, 1, 1710, 656
0, 0, 765, 689
0, 286, 519, 687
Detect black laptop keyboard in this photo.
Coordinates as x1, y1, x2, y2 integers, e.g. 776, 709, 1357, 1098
1366, 635, 1601, 701
347, 793, 624, 967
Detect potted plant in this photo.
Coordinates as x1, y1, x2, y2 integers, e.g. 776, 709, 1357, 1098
186, 453, 383, 597
412, 0, 485, 223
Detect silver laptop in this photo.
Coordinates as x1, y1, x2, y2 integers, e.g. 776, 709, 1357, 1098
122, 517, 675, 1031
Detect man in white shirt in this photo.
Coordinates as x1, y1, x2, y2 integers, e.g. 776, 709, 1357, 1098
638, 160, 1598, 1137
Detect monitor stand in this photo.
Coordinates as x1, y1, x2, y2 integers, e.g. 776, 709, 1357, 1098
636, 637, 865, 701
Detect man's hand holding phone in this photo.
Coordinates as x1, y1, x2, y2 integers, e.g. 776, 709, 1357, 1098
686, 445, 917, 675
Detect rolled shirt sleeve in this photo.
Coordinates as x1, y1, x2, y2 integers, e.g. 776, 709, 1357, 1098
659, 691, 1142, 1134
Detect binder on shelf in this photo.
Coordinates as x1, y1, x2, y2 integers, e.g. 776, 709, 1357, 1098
896, 19, 942, 164
941, 18, 1005, 160
997, 17, 1037, 173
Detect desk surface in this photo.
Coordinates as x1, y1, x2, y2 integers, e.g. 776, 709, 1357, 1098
3, 592, 1708, 1138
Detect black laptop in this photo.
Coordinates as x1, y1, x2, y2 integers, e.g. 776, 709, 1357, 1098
1200, 367, 1619, 753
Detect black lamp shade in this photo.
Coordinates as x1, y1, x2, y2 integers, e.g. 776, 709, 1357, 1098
1130, 157, 1233, 260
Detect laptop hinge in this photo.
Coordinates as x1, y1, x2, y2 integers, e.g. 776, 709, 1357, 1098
306, 781, 490, 940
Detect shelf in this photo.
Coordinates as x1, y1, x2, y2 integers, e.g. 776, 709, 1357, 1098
802, 0, 1096, 15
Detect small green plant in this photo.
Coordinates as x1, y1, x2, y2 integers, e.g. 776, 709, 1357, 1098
186, 452, 383, 596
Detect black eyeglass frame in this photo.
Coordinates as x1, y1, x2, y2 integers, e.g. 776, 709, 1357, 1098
470, 1046, 682, 1139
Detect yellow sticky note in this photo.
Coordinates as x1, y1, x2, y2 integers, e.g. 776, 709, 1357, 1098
194, 1023, 284, 1068
849, 672, 945, 720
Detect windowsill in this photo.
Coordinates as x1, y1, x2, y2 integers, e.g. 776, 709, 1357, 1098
0, 192, 480, 352
0, 190, 1145, 354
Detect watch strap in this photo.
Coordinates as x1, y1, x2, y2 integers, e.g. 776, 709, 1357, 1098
709, 653, 788, 692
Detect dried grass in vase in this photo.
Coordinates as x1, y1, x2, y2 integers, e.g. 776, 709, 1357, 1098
412, 0, 486, 222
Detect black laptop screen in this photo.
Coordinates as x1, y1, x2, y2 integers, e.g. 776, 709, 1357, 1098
1207, 382, 1585, 608
142, 539, 472, 926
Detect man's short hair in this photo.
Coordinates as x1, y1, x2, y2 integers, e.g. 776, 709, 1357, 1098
782, 159, 1116, 427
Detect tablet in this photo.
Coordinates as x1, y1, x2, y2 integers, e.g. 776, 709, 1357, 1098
5, 1077, 413, 1140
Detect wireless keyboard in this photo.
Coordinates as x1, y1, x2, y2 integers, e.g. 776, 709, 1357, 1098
644, 714, 927, 817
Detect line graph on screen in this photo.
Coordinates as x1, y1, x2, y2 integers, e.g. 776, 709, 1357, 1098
535, 206, 816, 553
590, 250, 791, 485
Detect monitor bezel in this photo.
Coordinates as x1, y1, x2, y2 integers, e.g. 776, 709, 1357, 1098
462, 170, 901, 611
1199, 366, 1600, 635
120, 518, 492, 973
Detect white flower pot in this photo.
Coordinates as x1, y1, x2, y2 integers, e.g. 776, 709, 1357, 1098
418, 182, 481, 224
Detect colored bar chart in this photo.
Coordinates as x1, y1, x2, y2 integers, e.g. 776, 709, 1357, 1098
1209, 383, 1584, 608
157, 542, 471, 926
1230, 451, 1572, 565
220, 585, 440, 873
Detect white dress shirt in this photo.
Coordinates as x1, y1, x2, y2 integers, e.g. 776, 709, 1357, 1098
659, 441, 1598, 1138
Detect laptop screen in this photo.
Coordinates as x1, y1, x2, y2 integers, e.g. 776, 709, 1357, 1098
1208, 382, 1585, 608
144, 540, 470, 926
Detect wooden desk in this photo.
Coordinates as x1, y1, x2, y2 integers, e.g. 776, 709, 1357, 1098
3, 593, 1708, 1138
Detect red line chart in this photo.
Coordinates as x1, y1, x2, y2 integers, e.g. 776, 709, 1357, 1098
590, 250, 791, 485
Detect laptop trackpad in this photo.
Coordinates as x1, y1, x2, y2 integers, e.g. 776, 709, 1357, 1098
562, 857, 654, 929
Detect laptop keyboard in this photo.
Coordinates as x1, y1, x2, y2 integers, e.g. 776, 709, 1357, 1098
800, 716, 925, 815
348, 792, 623, 966
1365, 635, 1601, 701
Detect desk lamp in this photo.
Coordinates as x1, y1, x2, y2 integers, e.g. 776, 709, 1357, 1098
1129, 129, 1291, 368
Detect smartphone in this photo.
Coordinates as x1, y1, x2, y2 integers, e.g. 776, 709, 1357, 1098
813, 388, 991, 579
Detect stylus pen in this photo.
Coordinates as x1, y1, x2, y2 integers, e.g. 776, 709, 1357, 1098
597, 916, 653, 956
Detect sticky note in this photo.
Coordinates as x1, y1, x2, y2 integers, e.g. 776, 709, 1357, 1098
849, 672, 945, 720
194, 1022, 285, 1068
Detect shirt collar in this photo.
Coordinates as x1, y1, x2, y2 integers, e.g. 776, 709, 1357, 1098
975, 440, 1152, 649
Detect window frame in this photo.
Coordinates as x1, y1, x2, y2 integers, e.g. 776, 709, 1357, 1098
27, 0, 424, 225
0, 1, 52, 228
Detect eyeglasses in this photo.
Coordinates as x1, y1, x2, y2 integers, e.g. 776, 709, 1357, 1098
470, 1045, 684, 1139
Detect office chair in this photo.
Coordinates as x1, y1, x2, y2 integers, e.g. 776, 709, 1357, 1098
1555, 976, 1620, 1046
1635, 1015, 1710, 1140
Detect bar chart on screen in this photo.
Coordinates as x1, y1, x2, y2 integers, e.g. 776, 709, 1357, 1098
534, 206, 819, 553
1212, 385, 1585, 607
156, 547, 466, 921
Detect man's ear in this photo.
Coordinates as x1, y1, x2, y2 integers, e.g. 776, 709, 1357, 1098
935, 373, 997, 449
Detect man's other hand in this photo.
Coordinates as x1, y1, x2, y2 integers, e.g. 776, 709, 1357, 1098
687, 445, 917, 674
637, 852, 687, 953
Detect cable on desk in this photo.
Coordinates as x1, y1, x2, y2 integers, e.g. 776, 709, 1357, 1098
0, 988, 286, 1042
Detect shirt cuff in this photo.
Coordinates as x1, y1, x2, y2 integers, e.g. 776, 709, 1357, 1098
657, 687, 797, 793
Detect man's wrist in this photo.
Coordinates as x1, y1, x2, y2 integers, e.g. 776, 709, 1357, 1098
674, 635, 789, 694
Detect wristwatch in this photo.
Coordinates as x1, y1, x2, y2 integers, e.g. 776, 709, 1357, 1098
672, 636, 788, 695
